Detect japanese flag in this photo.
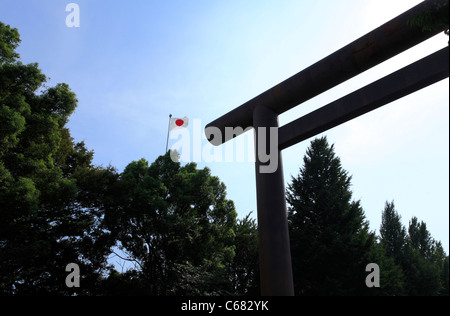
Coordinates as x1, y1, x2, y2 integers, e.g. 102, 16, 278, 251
169, 116, 189, 131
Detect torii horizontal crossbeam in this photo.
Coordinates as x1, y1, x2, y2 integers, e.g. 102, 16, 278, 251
279, 46, 449, 150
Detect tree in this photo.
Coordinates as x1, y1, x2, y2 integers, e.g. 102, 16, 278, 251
286, 136, 377, 295
378, 201, 408, 294
228, 212, 260, 296
408, 217, 435, 260
0, 21, 115, 295
105, 152, 238, 295
403, 217, 443, 295
442, 256, 449, 295
380, 201, 407, 264
379, 201, 449, 296
0, 22, 20, 64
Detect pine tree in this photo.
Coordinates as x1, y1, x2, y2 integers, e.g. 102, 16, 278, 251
287, 136, 376, 295
379, 201, 449, 296
380, 201, 407, 263
378, 201, 407, 294
404, 217, 443, 295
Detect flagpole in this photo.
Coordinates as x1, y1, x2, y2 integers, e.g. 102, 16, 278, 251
166, 114, 172, 153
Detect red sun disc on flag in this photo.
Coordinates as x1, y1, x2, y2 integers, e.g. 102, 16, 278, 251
175, 119, 184, 127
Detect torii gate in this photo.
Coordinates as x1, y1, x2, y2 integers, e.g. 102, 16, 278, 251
205, 0, 449, 296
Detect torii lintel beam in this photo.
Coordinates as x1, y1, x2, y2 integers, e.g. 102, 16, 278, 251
206, 0, 449, 146
278, 46, 449, 150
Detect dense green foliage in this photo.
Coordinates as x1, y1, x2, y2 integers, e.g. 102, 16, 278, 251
380, 202, 449, 295
1, 22, 447, 296
286, 137, 448, 296
100, 154, 260, 296
286, 137, 377, 295
105, 154, 237, 295
0, 22, 119, 295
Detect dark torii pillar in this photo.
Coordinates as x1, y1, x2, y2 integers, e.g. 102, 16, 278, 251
205, 0, 449, 296
253, 106, 294, 295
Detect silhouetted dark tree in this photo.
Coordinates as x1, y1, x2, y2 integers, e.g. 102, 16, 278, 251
0, 22, 116, 295
104, 153, 238, 295
228, 213, 260, 295
379, 201, 449, 296
286, 137, 377, 295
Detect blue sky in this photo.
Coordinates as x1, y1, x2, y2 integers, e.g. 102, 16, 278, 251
1, 0, 448, 253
